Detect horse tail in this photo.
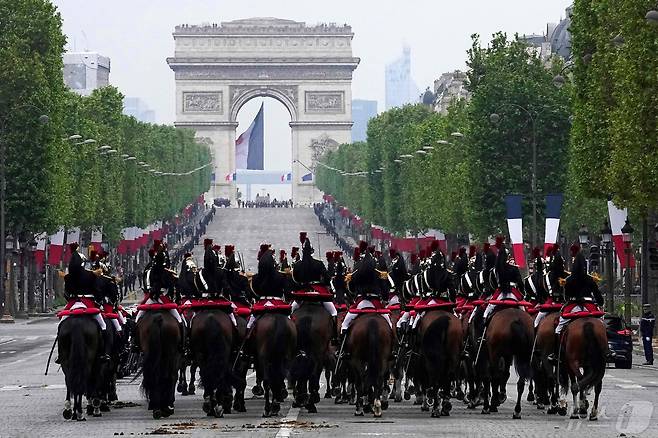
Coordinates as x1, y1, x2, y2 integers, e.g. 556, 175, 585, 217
141, 313, 163, 400
422, 314, 449, 379
266, 315, 290, 393
67, 318, 89, 396
511, 317, 532, 380
366, 317, 382, 392
577, 321, 606, 392
199, 314, 228, 392
291, 315, 313, 381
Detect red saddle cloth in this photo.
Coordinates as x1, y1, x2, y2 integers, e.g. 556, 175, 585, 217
561, 301, 604, 319
232, 302, 252, 318
387, 303, 401, 311
348, 297, 390, 314
57, 298, 101, 318
334, 303, 348, 312
101, 303, 119, 320
456, 298, 476, 313
538, 297, 564, 312
252, 298, 292, 315
179, 297, 233, 312
404, 296, 421, 312
289, 285, 334, 302
137, 295, 178, 312
525, 301, 540, 315
415, 297, 456, 311
490, 287, 524, 302
488, 299, 534, 308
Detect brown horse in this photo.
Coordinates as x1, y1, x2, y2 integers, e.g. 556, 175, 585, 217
559, 318, 607, 420
290, 301, 332, 413
58, 316, 102, 421
534, 312, 564, 414
251, 312, 297, 417
190, 309, 234, 417
345, 313, 393, 417
481, 308, 534, 418
416, 309, 463, 417
138, 311, 181, 419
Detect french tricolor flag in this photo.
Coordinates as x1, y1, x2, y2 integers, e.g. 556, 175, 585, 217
225, 172, 236, 182
90, 228, 103, 254
607, 200, 636, 268
47, 227, 65, 265
280, 172, 291, 182
544, 194, 563, 255
505, 194, 526, 268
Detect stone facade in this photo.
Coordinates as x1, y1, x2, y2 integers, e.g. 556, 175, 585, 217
168, 17, 359, 204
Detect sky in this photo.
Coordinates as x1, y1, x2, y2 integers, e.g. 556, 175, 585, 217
52, 0, 572, 199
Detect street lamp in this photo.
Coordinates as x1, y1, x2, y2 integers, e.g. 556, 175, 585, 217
436, 140, 450, 145
601, 220, 614, 312
621, 218, 634, 324
64, 134, 82, 141
422, 145, 434, 151
451, 132, 464, 138
578, 224, 590, 245
415, 149, 427, 155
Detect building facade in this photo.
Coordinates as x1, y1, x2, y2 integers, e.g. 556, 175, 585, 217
520, 6, 572, 62
385, 46, 419, 110
430, 70, 470, 114
63, 52, 110, 96
167, 18, 359, 205
351, 99, 377, 142
123, 97, 156, 123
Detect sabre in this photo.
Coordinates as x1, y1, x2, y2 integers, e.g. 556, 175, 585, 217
474, 324, 488, 366
529, 332, 539, 365
333, 333, 348, 377
44, 335, 58, 375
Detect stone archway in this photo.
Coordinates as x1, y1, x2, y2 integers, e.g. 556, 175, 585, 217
167, 17, 359, 204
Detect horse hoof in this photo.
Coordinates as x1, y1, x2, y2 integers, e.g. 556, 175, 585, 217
490, 406, 498, 413
547, 406, 557, 415
311, 392, 320, 404
570, 413, 579, 420
177, 382, 185, 393
100, 402, 110, 412
86, 405, 94, 415
324, 392, 332, 399
558, 407, 568, 416
306, 404, 317, 414
441, 409, 450, 417
92, 411, 102, 418
234, 403, 246, 413
481, 408, 490, 415
403, 391, 411, 401
188, 385, 195, 395
153, 410, 162, 420
271, 403, 281, 416
214, 406, 224, 418
467, 403, 476, 410
421, 405, 429, 412
513, 412, 522, 419
354, 410, 364, 416
536, 403, 545, 410
252, 385, 264, 397
364, 404, 373, 414
527, 393, 535, 402
203, 401, 211, 414
589, 413, 598, 421
75, 414, 86, 422
431, 409, 440, 418
62, 409, 72, 420
394, 395, 402, 403
262, 410, 270, 418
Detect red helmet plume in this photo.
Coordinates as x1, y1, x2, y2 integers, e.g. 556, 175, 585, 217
353, 247, 361, 261
570, 243, 580, 257
224, 245, 234, 258
532, 247, 541, 259
469, 245, 477, 258
495, 236, 504, 249
299, 232, 307, 244
389, 248, 398, 259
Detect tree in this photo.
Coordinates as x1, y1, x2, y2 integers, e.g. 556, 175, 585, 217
464, 33, 571, 241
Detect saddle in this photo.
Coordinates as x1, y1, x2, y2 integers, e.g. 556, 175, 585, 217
178, 297, 234, 312
252, 297, 292, 315
232, 302, 252, 318
415, 297, 456, 311
57, 297, 101, 318
289, 284, 333, 302
101, 303, 120, 320
538, 297, 564, 312
560, 301, 604, 319
137, 293, 178, 312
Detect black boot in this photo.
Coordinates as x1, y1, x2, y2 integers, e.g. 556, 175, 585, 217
179, 323, 190, 359
330, 316, 339, 346
100, 329, 112, 362
547, 333, 561, 364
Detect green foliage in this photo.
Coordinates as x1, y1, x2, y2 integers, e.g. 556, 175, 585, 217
0, 1, 211, 243
569, 0, 658, 215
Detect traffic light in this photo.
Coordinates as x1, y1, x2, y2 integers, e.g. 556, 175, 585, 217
589, 244, 600, 272
649, 246, 658, 271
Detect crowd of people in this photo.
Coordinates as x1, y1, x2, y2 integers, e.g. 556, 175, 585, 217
314, 202, 356, 257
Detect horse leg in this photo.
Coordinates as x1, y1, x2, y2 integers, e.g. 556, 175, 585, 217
306, 369, 321, 413
527, 378, 535, 402
253, 376, 264, 397
569, 376, 580, 419
589, 380, 601, 421
262, 379, 271, 418
324, 367, 333, 398
579, 390, 589, 417
63, 389, 72, 420
177, 363, 187, 395
480, 379, 491, 415
188, 363, 197, 395
513, 376, 525, 419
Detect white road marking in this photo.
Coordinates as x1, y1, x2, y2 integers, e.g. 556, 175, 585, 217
275, 378, 326, 438
608, 376, 634, 383
617, 384, 644, 389
0, 339, 15, 346
0, 385, 22, 391
24, 336, 39, 341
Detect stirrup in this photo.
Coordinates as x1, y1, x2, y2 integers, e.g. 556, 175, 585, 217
99, 354, 111, 362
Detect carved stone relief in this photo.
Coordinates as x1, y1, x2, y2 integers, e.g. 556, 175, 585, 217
183, 92, 223, 113
305, 91, 345, 113
309, 134, 339, 168
229, 85, 298, 115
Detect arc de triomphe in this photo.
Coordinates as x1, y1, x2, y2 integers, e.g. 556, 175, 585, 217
167, 18, 360, 204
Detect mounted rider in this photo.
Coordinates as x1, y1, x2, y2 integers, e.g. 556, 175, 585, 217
340, 241, 393, 337
290, 232, 338, 339
246, 243, 291, 329
549, 245, 605, 362
59, 242, 111, 362
482, 238, 526, 324
532, 244, 567, 328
